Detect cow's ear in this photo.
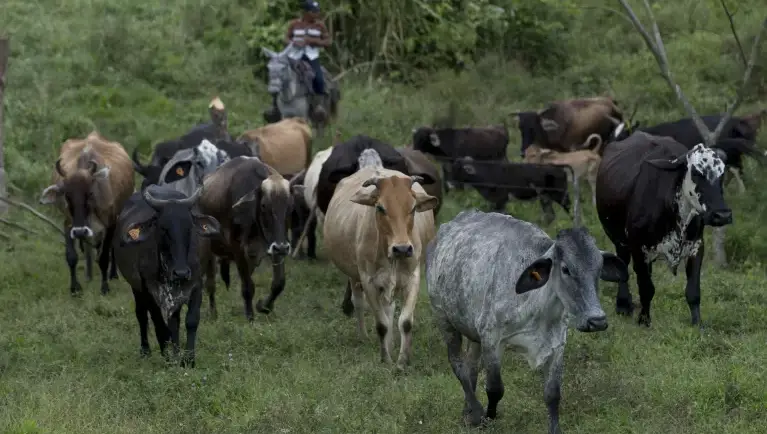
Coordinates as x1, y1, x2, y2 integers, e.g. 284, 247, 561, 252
291, 184, 305, 197
411, 172, 436, 186
350, 184, 379, 206
414, 191, 439, 212
121, 218, 155, 246
193, 213, 221, 238
645, 157, 685, 171
515, 257, 552, 294
232, 189, 258, 215
39, 184, 62, 205
600, 251, 629, 283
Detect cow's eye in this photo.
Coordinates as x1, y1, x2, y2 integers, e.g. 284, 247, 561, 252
561, 265, 571, 276
375, 204, 385, 214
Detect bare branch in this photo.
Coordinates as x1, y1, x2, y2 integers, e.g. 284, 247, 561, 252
720, 0, 748, 66
0, 217, 42, 235
0, 196, 65, 236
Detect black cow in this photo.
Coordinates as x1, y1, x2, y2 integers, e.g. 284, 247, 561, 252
132, 123, 249, 190
113, 185, 221, 367
611, 114, 765, 190
596, 132, 732, 327
451, 156, 571, 225
412, 125, 509, 192
316, 135, 412, 215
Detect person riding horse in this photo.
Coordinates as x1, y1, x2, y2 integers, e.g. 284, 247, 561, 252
267, 0, 332, 121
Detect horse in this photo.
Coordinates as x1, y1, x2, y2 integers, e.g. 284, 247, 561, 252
262, 45, 341, 138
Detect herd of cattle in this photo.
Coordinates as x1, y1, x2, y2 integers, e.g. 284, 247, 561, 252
33, 95, 766, 431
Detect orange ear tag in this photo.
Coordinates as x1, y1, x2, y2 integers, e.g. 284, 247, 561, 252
176, 167, 185, 176
128, 228, 141, 240
531, 270, 542, 281
202, 224, 208, 232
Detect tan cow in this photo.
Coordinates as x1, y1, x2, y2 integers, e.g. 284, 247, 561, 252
236, 117, 313, 177
39, 131, 135, 295
323, 165, 439, 369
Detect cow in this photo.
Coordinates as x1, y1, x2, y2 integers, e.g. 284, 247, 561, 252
611, 113, 767, 192
596, 133, 733, 327
524, 133, 604, 207
197, 156, 294, 320
411, 125, 509, 193
154, 140, 231, 197
514, 96, 626, 157
426, 210, 628, 429
395, 147, 443, 216
39, 131, 135, 295
450, 157, 571, 225
316, 135, 410, 215
132, 97, 242, 189
323, 152, 439, 368
236, 117, 313, 177
113, 185, 220, 367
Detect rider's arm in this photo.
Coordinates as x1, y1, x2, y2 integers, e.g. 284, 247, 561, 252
308, 21, 332, 48
284, 19, 298, 45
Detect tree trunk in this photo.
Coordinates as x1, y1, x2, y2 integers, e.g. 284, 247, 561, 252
0, 37, 9, 215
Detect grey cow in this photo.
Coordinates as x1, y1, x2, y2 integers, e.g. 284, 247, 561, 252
426, 210, 628, 432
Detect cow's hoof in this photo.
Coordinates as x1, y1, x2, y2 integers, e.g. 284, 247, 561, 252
462, 407, 485, 427
139, 347, 151, 358
100, 284, 110, 295
255, 299, 272, 314
637, 314, 652, 327
180, 355, 196, 368
70, 282, 83, 296
341, 299, 355, 317
109, 273, 119, 281
615, 301, 634, 316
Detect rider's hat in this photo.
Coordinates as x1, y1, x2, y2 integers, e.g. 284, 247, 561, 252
303, 1, 320, 12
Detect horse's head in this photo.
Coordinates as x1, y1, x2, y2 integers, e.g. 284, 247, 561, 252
263, 47, 291, 95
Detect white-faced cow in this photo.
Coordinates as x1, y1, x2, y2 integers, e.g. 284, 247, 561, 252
198, 156, 294, 320
426, 210, 627, 430
113, 185, 220, 367
596, 133, 732, 327
515, 96, 626, 157
39, 131, 135, 295
323, 150, 439, 368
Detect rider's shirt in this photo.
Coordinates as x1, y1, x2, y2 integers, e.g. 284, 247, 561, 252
286, 19, 327, 61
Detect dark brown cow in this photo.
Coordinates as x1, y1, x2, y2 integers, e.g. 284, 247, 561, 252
395, 147, 443, 216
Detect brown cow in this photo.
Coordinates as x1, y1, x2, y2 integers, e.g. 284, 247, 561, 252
395, 147, 443, 216
236, 117, 313, 177
39, 131, 135, 295
323, 163, 438, 369
515, 96, 627, 156
198, 156, 294, 321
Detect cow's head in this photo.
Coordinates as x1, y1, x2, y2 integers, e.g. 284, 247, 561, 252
515, 112, 547, 156
232, 173, 294, 257
40, 159, 111, 240
412, 127, 449, 157
133, 144, 174, 190
647, 143, 731, 227
350, 174, 438, 259
515, 227, 628, 332
121, 185, 220, 323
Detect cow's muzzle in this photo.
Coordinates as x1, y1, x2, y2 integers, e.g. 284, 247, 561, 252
172, 267, 192, 281
577, 314, 608, 332
70, 226, 94, 239
391, 243, 414, 258
268, 242, 291, 256
705, 209, 733, 227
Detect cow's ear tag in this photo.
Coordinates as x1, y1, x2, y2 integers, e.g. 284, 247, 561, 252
531, 270, 542, 281
176, 167, 185, 176
128, 228, 140, 241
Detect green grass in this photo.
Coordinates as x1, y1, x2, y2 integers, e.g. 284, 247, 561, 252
3, 0, 767, 433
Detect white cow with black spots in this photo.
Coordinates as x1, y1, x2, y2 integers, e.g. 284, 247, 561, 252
596, 132, 731, 327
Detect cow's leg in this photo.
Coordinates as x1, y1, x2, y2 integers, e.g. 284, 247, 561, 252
182, 288, 202, 368
255, 258, 286, 314
132, 288, 151, 357
614, 243, 634, 316
441, 163, 453, 194
306, 215, 318, 260
396, 276, 420, 369
543, 346, 565, 434
81, 239, 93, 282
147, 298, 170, 357
729, 166, 746, 193
290, 210, 305, 259
465, 341, 482, 393
633, 250, 655, 327
341, 279, 354, 316
109, 247, 119, 280
98, 225, 116, 295
167, 309, 182, 361
539, 196, 556, 226
364, 282, 393, 363
685, 240, 705, 326
483, 344, 505, 421
438, 319, 484, 426
220, 259, 231, 290
234, 252, 255, 321
350, 280, 368, 339
204, 254, 217, 319
64, 230, 82, 295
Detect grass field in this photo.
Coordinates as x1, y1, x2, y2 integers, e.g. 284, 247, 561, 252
3, 0, 767, 433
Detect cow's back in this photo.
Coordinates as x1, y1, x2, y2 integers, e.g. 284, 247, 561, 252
238, 118, 312, 176
198, 157, 270, 222
426, 210, 552, 333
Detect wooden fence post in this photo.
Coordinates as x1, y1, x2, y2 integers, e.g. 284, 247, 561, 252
0, 37, 9, 215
